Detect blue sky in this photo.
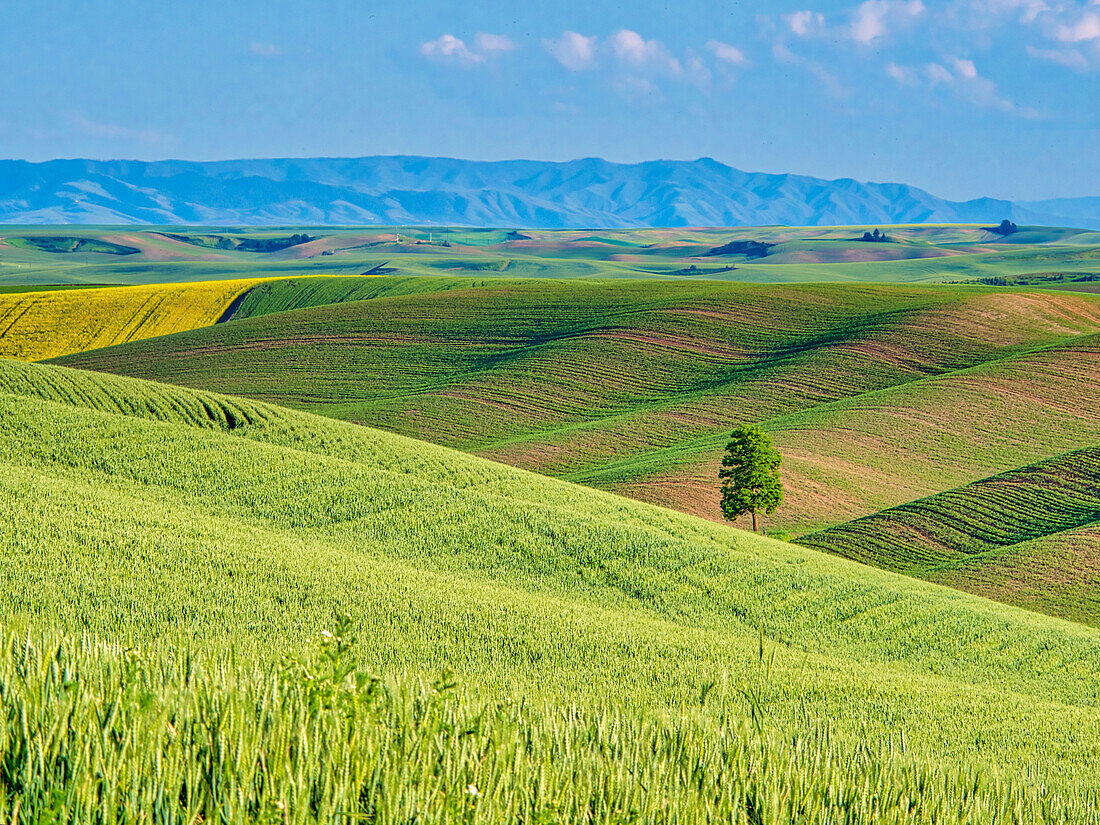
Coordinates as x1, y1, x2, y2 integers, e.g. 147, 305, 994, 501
1, 0, 1097, 200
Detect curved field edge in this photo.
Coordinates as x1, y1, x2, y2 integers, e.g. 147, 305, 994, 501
798, 447, 1100, 624
2, 627, 1097, 825
0, 279, 260, 361
922, 524, 1100, 627
2, 358, 1100, 791
5, 224, 1100, 289
224, 274, 515, 320
0, 274, 476, 362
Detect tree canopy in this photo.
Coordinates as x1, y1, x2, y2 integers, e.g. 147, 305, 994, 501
719, 424, 784, 532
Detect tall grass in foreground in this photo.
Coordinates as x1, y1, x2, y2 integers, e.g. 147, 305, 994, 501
1, 622, 1095, 825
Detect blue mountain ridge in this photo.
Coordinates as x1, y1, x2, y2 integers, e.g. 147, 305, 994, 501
0, 156, 1094, 229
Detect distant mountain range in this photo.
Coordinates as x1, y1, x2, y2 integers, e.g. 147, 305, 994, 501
1, 156, 1097, 229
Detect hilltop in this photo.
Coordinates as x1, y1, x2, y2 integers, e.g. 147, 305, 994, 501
0, 279, 256, 360
2, 156, 1098, 228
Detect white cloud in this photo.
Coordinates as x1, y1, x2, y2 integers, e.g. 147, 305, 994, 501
773, 43, 850, 97
420, 34, 483, 65
539, 30, 746, 96
420, 32, 516, 66
773, 1, 924, 44
885, 56, 1038, 116
885, 61, 919, 83
684, 55, 714, 87
848, 0, 926, 43
926, 61, 957, 83
608, 29, 683, 75
950, 55, 979, 78
783, 10, 828, 36
949, 0, 1051, 27
249, 42, 283, 58
965, 74, 1037, 115
707, 40, 748, 65
949, 0, 1100, 70
772, 42, 798, 62
1027, 44, 1091, 69
1055, 11, 1100, 41
543, 31, 599, 71
1024, 4, 1100, 70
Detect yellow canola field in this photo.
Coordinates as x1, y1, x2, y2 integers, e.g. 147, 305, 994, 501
0, 279, 261, 361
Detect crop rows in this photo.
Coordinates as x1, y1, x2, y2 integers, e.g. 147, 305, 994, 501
799, 447, 1100, 623
227, 275, 495, 320
0, 357, 278, 431
801, 447, 1100, 569
924, 524, 1100, 627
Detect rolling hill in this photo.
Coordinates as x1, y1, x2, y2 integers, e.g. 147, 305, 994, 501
798, 447, 1100, 625
2, 355, 1100, 818
52, 277, 1100, 626
2, 155, 1098, 228
591, 324, 1100, 530
57, 279, 1100, 532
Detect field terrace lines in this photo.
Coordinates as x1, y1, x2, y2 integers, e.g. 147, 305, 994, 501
772, 336, 1100, 524
57, 282, 991, 438
0, 358, 278, 432
0, 279, 260, 361
802, 448, 1100, 567
225, 276, 491, 321
55, 281, 1100, 529
798, 448, 1100, 624
923, 524, 1100, 627
477, 294, 1100, 474
585, 332, 1100, 533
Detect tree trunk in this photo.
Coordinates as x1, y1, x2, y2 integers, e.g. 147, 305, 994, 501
752, 512, 758, 533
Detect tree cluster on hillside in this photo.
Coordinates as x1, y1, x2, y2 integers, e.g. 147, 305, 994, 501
859, 229, 891, 243
162, 233, 316, 253
988, 220, 1018, 237
703, 239, 774, 258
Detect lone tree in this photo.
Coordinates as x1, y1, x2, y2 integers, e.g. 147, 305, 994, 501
719, 424, 784, 533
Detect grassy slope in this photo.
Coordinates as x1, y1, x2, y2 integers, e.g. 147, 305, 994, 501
224, 274, 502, 319
798, 447, 1100, 625
0, 279, 258, 360
58, 281, 1100, 532
3, 357, 1100, 793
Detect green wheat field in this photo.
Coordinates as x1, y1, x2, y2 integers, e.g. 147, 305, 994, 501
2, 225, 1100, 823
